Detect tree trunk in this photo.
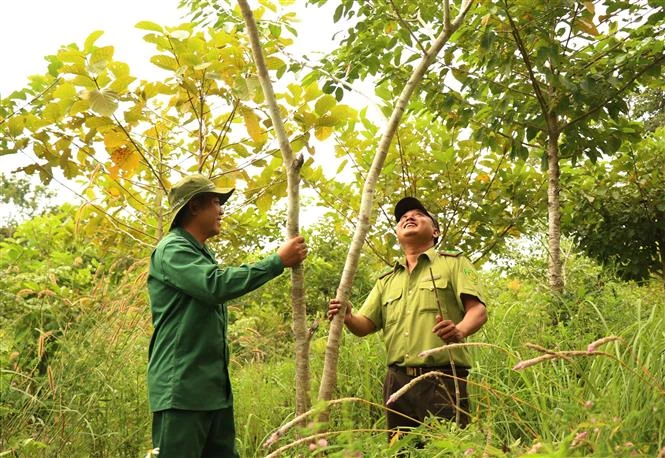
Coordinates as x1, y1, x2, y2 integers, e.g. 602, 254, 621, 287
546, 127, 564, 292
237, 0, 310, 415
317, 0, 476, 417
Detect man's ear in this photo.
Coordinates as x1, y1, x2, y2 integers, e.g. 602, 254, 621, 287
187, 199, 201, 216
433, 227, 440, 239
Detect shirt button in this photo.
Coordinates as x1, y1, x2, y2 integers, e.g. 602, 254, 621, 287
404, 332, 409, 336
405, 353, 409, 358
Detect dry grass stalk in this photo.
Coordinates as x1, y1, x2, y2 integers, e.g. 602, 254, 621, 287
263, 397, 365, 448
513, 350, 613, 371
586, 335, 620, 353
47, 365, 56, 396
37, 330, 54, 360
386, 371, 451, 405
419, 341, 511, 358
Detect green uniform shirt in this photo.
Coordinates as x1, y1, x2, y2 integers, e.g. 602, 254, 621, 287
358, 247, 486, 368
147, 227, 284, 412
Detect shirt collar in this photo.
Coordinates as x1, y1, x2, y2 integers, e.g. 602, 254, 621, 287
396, 246, 438, 270
171, 226, 205, 249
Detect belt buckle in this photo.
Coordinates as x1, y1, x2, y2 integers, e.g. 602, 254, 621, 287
405, 367, 419, 377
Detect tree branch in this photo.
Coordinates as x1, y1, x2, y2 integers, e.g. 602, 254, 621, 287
503, 0, 551, 127
387, 0, 427, 55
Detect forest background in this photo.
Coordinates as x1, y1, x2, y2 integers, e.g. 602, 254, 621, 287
1, 0, 664, 456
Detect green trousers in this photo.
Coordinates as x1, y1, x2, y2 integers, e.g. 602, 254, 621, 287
152, 407, 239, 458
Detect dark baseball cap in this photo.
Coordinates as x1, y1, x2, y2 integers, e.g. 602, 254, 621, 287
394, 197, 439, 231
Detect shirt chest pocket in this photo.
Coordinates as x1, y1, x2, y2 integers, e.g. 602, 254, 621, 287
418, 278, 451, 314
382, 289, 403, 327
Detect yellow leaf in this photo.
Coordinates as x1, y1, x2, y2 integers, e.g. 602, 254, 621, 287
69, 99, 89, 115
103, 130, 126, 149
84, 30, 104, 52
212, 176, 235, 189
481, 14, 491, 27
108, 186, 121, 197
109, 146, 140, 178
476, 173, 490, 184
241, 108, 267, 144
6, 115, 25, 137
258, 0, 277, 12
507, 279, 521, 291
53, 83, 77, 100
583, 1, 595, 14
255, 192, 272, 213
575, 18, 599, 36
265, 56, 285, 71
314, 126, 333, 141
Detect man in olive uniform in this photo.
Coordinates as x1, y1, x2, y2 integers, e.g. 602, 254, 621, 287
328, 197, 487, 438
148, 174, 307, 457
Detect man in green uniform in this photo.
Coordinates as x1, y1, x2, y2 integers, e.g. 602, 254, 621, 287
148, 174, 307, 457
328, 196, 487, 438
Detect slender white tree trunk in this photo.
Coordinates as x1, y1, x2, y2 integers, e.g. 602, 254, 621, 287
317, 0, 476, 414
238, 0, 310, 415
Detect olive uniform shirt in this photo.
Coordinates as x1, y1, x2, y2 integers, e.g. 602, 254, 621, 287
147, 227, 284, 412
358, 247, 486, 368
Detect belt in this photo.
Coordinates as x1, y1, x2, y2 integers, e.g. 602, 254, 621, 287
389, 364, 469, 377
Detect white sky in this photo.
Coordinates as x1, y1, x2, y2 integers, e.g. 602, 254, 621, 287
0, 0, 345, 94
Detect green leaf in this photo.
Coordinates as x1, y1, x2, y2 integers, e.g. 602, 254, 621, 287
314, 94, 336, 116
84, 31, 104, 52
169, 30, 190, 40
150, 55, 178, 71
88, 89, 118, 117
135, 21, 163, 33
333, 4, 344, 22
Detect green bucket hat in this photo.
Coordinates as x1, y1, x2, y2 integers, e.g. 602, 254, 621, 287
167, 174, 234, 229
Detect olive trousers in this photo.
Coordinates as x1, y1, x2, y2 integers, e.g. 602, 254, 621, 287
383, 365, 470, 439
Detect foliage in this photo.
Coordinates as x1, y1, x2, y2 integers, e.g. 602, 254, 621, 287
632, 87, 665, 132
0, 173, 57, 236
302, 112, 547, 267
3, 1, 665, 457
305, 0, 665, 291
0, 8, 357, 249
2, 198, 665, 457
562, 128, 665, 284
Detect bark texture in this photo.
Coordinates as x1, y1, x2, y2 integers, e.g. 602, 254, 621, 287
238, 0, 310, 415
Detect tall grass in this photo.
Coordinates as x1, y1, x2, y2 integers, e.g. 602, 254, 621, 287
256, 267, 665, 457
1, 263, 151, 457
2, 254, 664, 457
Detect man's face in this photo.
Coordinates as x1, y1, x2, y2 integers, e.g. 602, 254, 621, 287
396, 209, 439, 246
193, 194, 224, 239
